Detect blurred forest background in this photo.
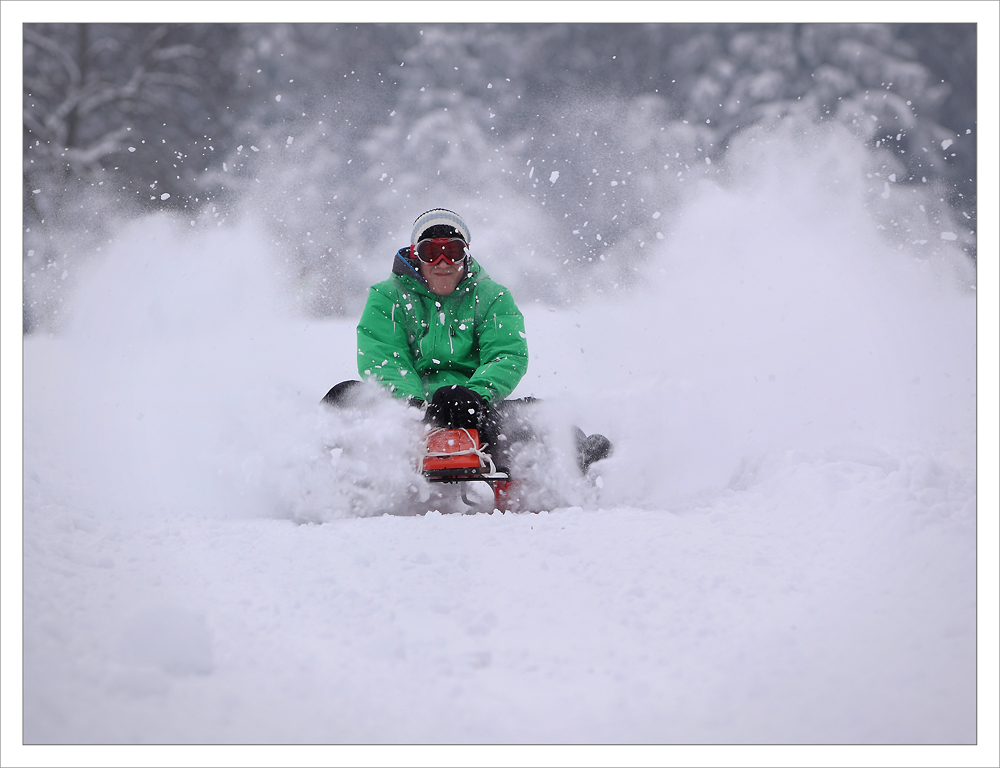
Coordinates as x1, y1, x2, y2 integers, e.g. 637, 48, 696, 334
22, 23, 977, 334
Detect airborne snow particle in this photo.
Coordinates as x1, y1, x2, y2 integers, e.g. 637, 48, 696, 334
940, 232, 958, 241
549, 171, 559, 184
941, 139, 954, 150
128, 147, 136, 152
275, 95, 282, 102
160, 193, 170, 201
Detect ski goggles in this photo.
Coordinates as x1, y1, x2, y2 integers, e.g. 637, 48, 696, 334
413, 237, 469, 265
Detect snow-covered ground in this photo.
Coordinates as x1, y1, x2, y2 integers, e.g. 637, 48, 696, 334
10, 126, 996, 762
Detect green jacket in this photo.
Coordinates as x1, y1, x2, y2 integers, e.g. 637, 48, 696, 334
357, 248, 528, 404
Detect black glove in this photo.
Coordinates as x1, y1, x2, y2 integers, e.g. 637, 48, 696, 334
425, 385, 488, 431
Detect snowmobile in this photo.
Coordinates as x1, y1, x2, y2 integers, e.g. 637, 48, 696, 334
420, 427, 516, 512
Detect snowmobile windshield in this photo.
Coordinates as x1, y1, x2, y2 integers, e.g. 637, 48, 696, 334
413, 238, 468, 265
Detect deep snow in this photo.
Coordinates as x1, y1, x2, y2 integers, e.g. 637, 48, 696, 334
13, 123, 992, 758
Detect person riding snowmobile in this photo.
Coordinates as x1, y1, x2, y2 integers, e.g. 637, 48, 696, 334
322, 208, 611, 473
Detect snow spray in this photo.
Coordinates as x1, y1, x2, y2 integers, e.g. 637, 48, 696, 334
523, 119, 976, 508
24, 119, 975, 519
24, 215, 376, 523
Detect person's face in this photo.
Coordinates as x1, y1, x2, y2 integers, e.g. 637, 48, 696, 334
419, 256, 465, 295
